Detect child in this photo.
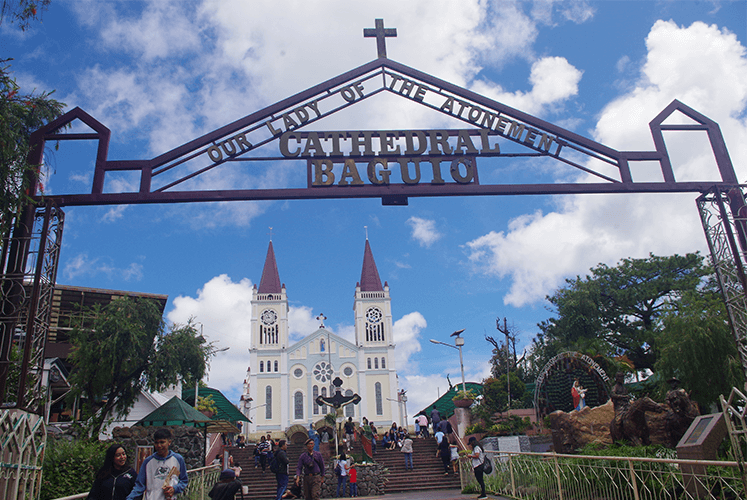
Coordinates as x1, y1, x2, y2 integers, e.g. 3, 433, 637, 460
126, 428, 188, 500
450, 444, 459, 474
348, 462, 358, 497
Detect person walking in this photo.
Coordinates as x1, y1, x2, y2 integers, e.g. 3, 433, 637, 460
437, 430, 451, 476
401, 434, 414, 470
344, 417, 355, 452
275, 440, 290, 500
335, 451, 349, 497
430, 408, 441, 435
87, 443, 137, 500
257, 436, 271, 472
468, 436, 487, 500
296, 438, 324, 500
126, 428, 188, 500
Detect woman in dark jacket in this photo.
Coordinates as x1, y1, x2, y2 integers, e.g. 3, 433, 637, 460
88, 443, 137, 500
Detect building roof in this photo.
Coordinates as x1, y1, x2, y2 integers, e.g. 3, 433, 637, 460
134, 396, 211, 427
182, 387, 250, 423
258, 241, 282, 293
417, 382, 483, 420
359, 239, 383, 292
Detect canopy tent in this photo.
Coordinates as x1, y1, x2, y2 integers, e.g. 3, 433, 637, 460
417, 382, 483, 420
134, 395, 242, 434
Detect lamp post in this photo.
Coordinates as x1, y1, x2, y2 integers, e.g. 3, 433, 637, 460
430, 329, 466, 395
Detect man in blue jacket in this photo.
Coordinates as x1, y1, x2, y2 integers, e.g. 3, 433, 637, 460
126, 428, 188, 500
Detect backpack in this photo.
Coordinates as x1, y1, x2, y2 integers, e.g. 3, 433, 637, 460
334, 462, 342, 477
269, 456, 280, 474
482, 457, 493, 474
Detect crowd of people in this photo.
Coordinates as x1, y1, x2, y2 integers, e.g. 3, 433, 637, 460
86, 411, 482, 500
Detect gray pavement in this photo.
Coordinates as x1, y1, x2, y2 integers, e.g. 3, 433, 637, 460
351, 490, 508, 500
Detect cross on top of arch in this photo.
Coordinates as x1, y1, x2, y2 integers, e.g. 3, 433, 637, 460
364, 19, 397, 59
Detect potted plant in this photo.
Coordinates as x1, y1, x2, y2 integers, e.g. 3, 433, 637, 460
452, 388, 477, 408
197, 395, 218, 418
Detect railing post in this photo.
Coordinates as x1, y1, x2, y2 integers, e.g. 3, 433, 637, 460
628, 458, 640, 500
200, 467, 205, 500
553, 453, 564, 500
509, 453, 516, 497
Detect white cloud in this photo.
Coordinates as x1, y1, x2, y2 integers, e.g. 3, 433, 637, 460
167, 274, 255, 398
406, 216, 442, 248
465, 20, 747, 307
62, 253, 144, 282
471, 56, 582, 115
392, 312, 427, 373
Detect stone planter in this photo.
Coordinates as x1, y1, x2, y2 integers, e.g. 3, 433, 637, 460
453, 398, 474, 408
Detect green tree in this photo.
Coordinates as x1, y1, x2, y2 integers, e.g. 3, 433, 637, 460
0, 58, 64, 239
477, 374, 526, 418
539, 253, 710, 372
67, 297, 214, 438
656, 281, 744, 411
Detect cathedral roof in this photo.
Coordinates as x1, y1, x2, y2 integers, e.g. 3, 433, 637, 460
258, 241, 282, 293
359, 239, 383, 292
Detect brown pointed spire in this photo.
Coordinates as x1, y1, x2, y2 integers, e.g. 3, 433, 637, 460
360, 239, 383, 292
258, 241, 282, 293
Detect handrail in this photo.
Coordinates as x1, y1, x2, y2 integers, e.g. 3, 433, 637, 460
494, 449, 739, 467
50, 464, 221, 500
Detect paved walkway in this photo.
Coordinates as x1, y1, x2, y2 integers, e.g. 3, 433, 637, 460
351, 490, 508, 500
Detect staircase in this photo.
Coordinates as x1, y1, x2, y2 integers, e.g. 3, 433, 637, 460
224, 437, 461, 499
370, 438, 462, 494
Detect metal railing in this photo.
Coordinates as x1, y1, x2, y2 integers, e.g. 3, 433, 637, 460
50, 464, 220, 500
459, 451, 743, 500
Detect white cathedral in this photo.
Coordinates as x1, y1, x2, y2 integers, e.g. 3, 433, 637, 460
240, 239, 399, 434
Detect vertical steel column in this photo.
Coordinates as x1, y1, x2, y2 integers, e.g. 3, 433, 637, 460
698, 187, 747, 379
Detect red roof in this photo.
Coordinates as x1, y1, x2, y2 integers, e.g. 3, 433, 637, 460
258, 241, 282, 293
359, 239, 383, 292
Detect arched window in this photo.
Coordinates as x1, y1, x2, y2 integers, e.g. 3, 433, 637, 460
294, 392, 304, 420
381, 357, 386, 369
313, 385, 319, 415
274, 360, 279, 372
345, 389, 355, 418
375, 382, 383, 415
265, 386, 272, 419
321, 387, 328, 414
259, 361, 264, 372
374, 358, 379, 369
367, 358, 371, 369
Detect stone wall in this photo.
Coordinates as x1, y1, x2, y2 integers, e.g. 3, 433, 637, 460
318, 462, 387, 498
112, 425, 206, 470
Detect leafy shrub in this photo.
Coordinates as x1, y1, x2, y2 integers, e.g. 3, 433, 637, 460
40, 438, 110, 500
465, 422, 487, 435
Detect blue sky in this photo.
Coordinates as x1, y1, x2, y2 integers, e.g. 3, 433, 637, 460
3, 0, 746, 416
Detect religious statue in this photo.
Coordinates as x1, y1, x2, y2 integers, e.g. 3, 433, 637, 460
664, 377, 699, 447
572, 379, 587, 411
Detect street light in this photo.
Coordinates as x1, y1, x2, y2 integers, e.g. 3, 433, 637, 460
430, 329, 466, 395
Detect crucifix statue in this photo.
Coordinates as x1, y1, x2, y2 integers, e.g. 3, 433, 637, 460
315, 377, 361, 453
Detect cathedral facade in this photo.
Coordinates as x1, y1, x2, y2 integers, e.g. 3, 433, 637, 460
240, 239, 399, 434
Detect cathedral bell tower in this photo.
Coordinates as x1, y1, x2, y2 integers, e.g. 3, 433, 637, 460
354, 238, 392, 347
251, 240, 289, 350
354, 238, 398, 421
247, 240, 289, 431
